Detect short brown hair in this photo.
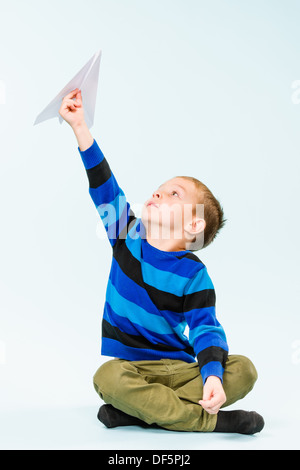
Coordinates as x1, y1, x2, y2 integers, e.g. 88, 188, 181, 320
175, 176, 226, 251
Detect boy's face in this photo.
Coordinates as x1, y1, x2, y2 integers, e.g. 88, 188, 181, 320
141, 177, 204, 243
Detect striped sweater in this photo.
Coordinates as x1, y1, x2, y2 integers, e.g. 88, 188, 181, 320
79, 139, 229, 383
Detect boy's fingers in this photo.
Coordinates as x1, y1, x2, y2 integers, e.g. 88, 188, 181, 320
199, 401, 220, 414
62, 98, 78, 109
207, 404, 220, 412
62, 94, 82, 109
74, 91, 82, 106
63, 88, 80, 101
206, 409, 219, 415
199, 396, 220, 409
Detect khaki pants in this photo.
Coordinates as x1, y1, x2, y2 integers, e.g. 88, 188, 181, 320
93, 355, 258, 432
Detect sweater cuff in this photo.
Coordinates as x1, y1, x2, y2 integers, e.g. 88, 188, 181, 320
200, 361, 225, 384
78, 139, 104, 169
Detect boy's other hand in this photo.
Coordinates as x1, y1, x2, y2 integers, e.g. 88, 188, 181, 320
59, 88, 85, 129
199, 376, 226, 414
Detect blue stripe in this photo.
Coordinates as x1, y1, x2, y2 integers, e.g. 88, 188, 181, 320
109, 258, 191, 344
124, 231, 209, 296
104, 302, 189, 349
78, 139, 104, 169
125, 228, 203, 281
125, 220, 142, 258
109, 258, 191, 346
193, 333, 228, 357
189, 324, 227, 349
96, 192, 127, 226
101, 337, 196, 363
110, 257, 164, 316
142, 239, 204, 278
103, 302, 141, 336
106, 279, 175, 335
141, 261, 190, 295
98, 200, 131, 244
173, 320, 190, 344
89, 173, 121, 206
160, 310, 186, 330
184, 268, 214, 295
184, 306, 217, 329
200, 361, 225, 384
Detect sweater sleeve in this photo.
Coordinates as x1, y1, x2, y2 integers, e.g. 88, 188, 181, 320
183, 266, 229, 384
78, 139, 136, 248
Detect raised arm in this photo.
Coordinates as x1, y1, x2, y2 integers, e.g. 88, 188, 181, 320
59, 88, 94, 151
59, 89, 136, 247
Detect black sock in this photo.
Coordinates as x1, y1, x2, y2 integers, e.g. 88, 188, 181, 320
97, 404, 158, 429
213, 410, 265, 435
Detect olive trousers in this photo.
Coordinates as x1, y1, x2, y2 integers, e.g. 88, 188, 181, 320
93, 355, 258, 432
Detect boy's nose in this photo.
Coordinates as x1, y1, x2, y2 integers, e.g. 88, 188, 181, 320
152, 190, 161, 200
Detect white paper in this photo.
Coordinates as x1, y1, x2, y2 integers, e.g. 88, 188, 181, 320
34, 50, 101, 129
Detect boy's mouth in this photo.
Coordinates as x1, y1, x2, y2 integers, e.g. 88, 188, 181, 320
147, 202, 160, 208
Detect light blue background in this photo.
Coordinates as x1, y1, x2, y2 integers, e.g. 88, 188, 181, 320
1, 0, 300, 449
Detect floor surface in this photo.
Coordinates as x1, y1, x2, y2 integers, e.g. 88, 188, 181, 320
0, 402, 298, 450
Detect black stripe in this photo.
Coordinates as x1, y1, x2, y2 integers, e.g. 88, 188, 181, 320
197, 346, 228, 370
109, 205, 136, 246
183, 289, 216, 312
102, 319, 194, 355
117, 210, 137, 242
176, 252, 203, 264
86, 158, 111, 189
113, 238, 184, 313
113, 236, 215, 313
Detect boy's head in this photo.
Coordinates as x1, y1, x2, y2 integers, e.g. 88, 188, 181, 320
141, 176, 226, 251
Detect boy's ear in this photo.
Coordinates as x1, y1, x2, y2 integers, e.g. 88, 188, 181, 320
184, 217, 206, 238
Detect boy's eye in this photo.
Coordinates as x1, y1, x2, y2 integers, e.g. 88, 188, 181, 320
171, 191, 179, 196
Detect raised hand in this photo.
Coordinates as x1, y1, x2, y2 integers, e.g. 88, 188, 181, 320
59, 89, 93, 151
59, 88, 85, 129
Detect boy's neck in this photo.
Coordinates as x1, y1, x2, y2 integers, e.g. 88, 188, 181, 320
146, 236, 187, 253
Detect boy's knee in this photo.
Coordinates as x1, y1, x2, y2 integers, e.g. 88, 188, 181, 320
237, 355, 258, 390
93, 359, 118, 398
93, 359, 131, 399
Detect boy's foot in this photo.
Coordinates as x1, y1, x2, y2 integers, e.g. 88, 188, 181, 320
213, 410, 265, 435
98, 404, 156, 429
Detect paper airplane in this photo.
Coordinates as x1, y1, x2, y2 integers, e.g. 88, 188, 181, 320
34, 50, 101, 129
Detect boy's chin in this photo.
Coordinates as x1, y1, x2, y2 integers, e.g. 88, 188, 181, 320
140, 211, 159, 227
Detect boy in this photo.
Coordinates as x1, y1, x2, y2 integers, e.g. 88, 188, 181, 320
59, 89, 264, 434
